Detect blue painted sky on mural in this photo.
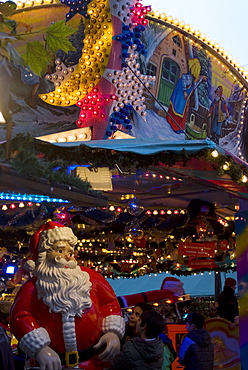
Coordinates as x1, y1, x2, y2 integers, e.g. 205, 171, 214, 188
144, 0, 248, 69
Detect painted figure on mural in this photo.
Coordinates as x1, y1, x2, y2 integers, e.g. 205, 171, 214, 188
212, 336, 238, 364
10, 221, 125, 370
167, 58, 207, 133
160, 276, 185, 296
208, 85, 229, 144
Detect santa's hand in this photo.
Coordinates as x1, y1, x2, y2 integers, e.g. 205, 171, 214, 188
93, 332, 120, 361
36, 346, 62, 370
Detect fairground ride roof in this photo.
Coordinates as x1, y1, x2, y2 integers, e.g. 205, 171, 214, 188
53, 138, 248, 218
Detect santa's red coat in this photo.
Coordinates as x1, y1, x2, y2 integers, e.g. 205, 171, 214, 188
10, 267, 123, 369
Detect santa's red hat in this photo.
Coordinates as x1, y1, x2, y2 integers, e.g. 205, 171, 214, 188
29, 221, 78, 262
160, 276, 183, 289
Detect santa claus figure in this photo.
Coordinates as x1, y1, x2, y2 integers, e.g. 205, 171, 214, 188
160, 277, 185, 296
10, 221, 125, 370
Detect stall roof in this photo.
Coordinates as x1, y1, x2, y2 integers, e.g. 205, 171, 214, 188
0, 163, 108, 207
54, 138, 219, 154
53, 138, 248, 218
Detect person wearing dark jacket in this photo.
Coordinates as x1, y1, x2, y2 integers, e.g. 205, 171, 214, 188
121, 302, 155, 347
110, 310, 165, 370
159, 331, 177, 370
217, 277, 239, 322
178, 312, 214, 370
0, 326, 15, 370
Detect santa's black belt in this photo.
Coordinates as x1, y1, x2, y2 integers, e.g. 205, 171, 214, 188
57, 344, 104, 367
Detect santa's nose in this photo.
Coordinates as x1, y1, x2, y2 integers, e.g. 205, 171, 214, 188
65, 252, 74, 261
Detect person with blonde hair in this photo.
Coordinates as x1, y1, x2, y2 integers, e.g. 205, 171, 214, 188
167, 58, 207, 133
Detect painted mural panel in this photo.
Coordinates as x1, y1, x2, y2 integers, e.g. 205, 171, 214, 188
139, 20, 247, 150
0, 1, 247, 159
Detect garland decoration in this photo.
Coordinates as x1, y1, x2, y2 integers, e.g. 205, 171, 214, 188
0, 135, 242, 280
7, 136, 247, 188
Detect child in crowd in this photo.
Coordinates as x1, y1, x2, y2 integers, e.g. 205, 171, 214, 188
110, 310, 165, 370
178, 312, 214, 370
159, 329, 177, 370
121, 302, 154, 346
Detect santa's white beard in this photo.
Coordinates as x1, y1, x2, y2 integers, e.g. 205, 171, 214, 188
35, 260, 92, 319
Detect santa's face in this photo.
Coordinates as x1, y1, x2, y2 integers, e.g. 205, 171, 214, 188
36, 245, 92, 317
46, 241, 77, 269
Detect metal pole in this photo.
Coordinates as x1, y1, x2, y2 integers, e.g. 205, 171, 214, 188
214, 271, 222, 302
0, 59, 13, 161
5, 117, 12, 161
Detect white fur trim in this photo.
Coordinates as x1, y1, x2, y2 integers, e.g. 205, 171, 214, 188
38, 226, 78, 252
102, 315, 125, 339
24, 259, 36, 272
19, 328, 50, 358
62, 316, 77, 352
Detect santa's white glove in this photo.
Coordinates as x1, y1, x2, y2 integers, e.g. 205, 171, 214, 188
36, 345, 62, 370
93, 332, 120, 361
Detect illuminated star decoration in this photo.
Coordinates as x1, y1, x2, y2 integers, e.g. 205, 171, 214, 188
113, 22, 147, 67
130, 2, 151, 26
76, 88, 117, 127
113, 25, 135, 53
105, 2, 153, 137
105, 23, 147, 136
60, 0, 93, 21
51, 0, 153, 137
107, 104, 133, 135
129, 2, 152, 55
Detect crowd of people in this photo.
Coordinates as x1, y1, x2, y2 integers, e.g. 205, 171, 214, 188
1, 305, 215, 370
0, 220, 239, 370
0, 275, 239, 370
113, 302, 215, 370
1, 279, 238, 370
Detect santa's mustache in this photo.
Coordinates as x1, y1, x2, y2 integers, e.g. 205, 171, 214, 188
55, 256, 77, 269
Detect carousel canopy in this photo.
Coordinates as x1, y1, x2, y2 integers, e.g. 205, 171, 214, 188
52, 138, 248, 218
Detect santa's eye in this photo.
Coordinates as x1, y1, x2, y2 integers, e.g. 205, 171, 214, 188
58, 249, 63, 253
